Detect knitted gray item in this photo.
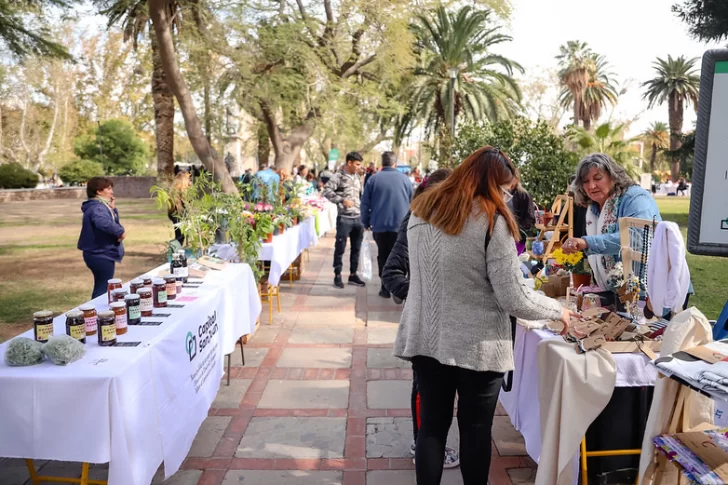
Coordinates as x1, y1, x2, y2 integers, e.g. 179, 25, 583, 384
42, 335, 85, 365
4, 337, 45, 366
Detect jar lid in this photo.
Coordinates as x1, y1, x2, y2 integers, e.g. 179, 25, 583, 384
108, 278, 122, 284
98, 310, 115, 319
111, 288, 127, 294
79, 304, 95, 311
124, 294, 140, 301
109, 302, 126, 309
33, 310, 53, 318
163, 274, 176, 279
137, 287, 152, 294
152, 278, 165, 284
130, 278, 144, 284
66, 310, 83, 318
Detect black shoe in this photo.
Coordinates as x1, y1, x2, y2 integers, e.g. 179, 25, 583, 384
392, 296, 403, 304
348, 274, 366, 287
379, 288, 391, 299
334, 274, 344, 289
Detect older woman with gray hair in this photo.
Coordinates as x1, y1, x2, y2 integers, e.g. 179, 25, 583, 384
562, 153, 661, 291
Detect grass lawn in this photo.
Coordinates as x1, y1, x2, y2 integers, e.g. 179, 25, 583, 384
0, 198, 172, 341
656, 197, 728, 320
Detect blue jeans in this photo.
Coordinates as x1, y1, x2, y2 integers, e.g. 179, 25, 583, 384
83, 253, 116, 300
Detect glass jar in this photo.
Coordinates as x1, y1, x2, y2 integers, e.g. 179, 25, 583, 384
152, 278, 167, 308
107, 278, 122, 303
65, 310, 86, 344
129, 278, 144, 295
111, 288, 128, 303
164, 274, 177, 300
142, 276, 153, 287
79, 304, 97, 336
175, 278, 183, 295
33, 310, 54, 343
110, 302, 128, 335
97, 311, 117, 346
125, 294, 141, 325
177, 250, 188, 283
138, 287, 153, 316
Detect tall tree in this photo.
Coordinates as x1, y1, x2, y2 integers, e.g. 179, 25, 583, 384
410, 5, 522, 138
556, 40, 592, 128
642, 121, 669, 173
559, 53, 618, 131
0, 0, 73, 59
568, 121, 641, 177
642, 55, 699, 181
673, 0, 728, 42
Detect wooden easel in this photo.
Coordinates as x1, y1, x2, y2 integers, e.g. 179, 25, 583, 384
534, 194, 574, 263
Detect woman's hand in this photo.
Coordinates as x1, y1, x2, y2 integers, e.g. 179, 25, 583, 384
118, 232, 126, 243
559, 307, 578, 336
562, 237, 587, 254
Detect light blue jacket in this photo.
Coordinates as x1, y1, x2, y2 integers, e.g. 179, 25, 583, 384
253, 168, 280, 201
583, 185, 661, 257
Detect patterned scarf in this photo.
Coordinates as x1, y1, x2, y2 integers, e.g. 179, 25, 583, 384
585, 193, 622, 290
599, 194, 621, 274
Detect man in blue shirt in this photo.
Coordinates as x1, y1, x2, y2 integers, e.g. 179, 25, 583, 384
253, 165, 280, 202
360, 151, 413, 298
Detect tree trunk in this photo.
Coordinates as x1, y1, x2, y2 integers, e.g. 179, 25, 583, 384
32, 81, 61, 174
582, 117, 591, 132
148, 0, 238, 194
649, 143, 657, 173
668, 91, 684, 182
260, 101, 316, 174
203, 69, 212, 143
573, 97, 580, 128
151, 34, 175, 177
257, 123, 270, 170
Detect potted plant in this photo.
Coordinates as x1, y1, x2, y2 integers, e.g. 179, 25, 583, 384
542, 211, 554, 227
255, 213, 275, 243
551, 248, 592, 288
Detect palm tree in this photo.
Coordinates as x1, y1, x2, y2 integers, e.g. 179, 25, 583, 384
568, 122, 641, 177
642, 121, 669, 173
559, 54, 619, 131
556, 40, 593, 128
410, 6, 523, 140
642, 55, 700, 181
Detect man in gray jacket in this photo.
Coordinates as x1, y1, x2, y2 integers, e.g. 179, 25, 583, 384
323, 152, 367, 289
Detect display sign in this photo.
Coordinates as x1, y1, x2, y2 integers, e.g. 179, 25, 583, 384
688, 49, 728, 256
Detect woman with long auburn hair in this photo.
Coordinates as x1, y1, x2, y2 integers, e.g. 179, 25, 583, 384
394, 146, 574, 485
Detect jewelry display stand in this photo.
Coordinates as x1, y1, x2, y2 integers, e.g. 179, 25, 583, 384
534, 195, 574, 263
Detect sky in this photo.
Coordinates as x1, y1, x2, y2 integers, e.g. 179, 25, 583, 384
497, 0, 725, 136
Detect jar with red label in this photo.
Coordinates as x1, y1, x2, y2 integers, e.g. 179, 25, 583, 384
110, 302, 128, 335
164, 274, 177, 300
152, 278, 167, 308
65, 310, 86, 344
138, 287, 153, 316
129, 278, 144, 295
111, 288, 128, 303
79, 304, 97, 336
107, 278, 122, 303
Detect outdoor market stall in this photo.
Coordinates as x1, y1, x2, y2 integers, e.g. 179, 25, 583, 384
0, 262, 261, 485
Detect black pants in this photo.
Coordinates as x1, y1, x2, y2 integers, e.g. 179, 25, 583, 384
373, 231, 398, 289
413, 356, 504, 485
168, 212, 184, 245
83, 252, 116, 300
333, 216, 364, 275
411, 368, 419, 441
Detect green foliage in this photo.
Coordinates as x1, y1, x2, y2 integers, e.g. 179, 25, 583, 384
453, 117, 578, 206
58, 159, 104, 186
642, 55, 700, 111
0, 0, 73, 59
558, 52, 619, 129
0, 162, 40, 189
567, 122, 642, 178
673, 0, 728, 42
73, 119, 149, 176
666, 131, 696, 179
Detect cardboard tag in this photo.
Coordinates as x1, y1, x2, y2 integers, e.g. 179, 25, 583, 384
188, 264, 210, 279
581, 307, 609, 319
602, 313, 631, 340
685, 345, 728, 364
198, 256, 228, 270
676, 431, 728, 481
576, 335, 606, 353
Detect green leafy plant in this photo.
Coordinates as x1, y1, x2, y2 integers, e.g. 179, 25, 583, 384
58, 159, 104, 186
0, 162, 39, 189
74, 119, 149, 176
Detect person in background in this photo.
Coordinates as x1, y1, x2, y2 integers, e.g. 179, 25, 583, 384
323, 151, 367, 289
676, 177, 689, 196
240, 168, 254, 185
568, 175, 588, 239
253, 164, 280, 202
364, 162, 376, 186
563, 153, 661, 300
508, 181, 535, 255
393, 146, 573, 485
360, 151, 413, 298
294, 165, 310, 197
77, 177, 126, 299
168, 171, 191, 245
305, 172, 316, 195
381, 168, 459, 469
279, 170, 294, 202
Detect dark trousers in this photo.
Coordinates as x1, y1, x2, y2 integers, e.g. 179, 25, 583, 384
413, 356, 504, 485
168, 212, 184, 245
333, 216, 364, 275
412, 368, 420, 441
373, 231, 398, 289
83, 252, 116, 300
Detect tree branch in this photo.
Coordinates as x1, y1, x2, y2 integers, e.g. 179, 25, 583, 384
259, 100, 283, 152
341, 54, 376, 78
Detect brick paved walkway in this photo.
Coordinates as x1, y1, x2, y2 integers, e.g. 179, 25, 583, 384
0, 234, 537, 485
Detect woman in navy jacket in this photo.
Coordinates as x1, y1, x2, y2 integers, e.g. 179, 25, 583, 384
77, 177, 126, 299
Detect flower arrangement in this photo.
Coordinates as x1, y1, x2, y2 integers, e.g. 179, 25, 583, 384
551, 248, 591, 275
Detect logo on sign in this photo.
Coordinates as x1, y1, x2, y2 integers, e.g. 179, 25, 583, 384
185, 331, 197, 361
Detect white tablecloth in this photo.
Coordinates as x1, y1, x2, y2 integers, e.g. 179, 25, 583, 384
0, 263, 261, 485
499, 326, 656, 478
258, 218, 317, 286
317, 203, 338, 237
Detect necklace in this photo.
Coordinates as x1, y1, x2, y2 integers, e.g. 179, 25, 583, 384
639, 224, 650, 292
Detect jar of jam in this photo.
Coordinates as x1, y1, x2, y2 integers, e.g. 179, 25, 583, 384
164, 274, 177, 300
142, 276, 153, 287
110, 302, 128, 335
107, 278, 122, 303
79, 304, 97, 336
175, 278, 183, 295
129, 278, 144, 295
33, 310, 54, 343
152, 278, 167, 308
65, 310, 86, 344
111, 288, 128, 303
125, 294, 141, 325
138, 287, 153, 316
97, 311, 117, 346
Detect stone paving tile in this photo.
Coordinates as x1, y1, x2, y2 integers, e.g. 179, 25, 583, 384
366, 312, 402, 326
310, 282, 358, 296
213, 379, 251, 408
259, 380, 350, 409
189, 416, 232, 457
366, 326, 399, 345
366, 348, 409, 369
367, 470, 464, 485
508, 467, 537, 484
222, 470, 343, 485
289, 326, 354, 344
300, 294, 356, 309
152, 469, 203, 484
295, 311, 357, 326
492, 415, 527, 456
367, 381, 411, 409
230, 347, 268, 367
0, 458, 34, 485
366, 417, 460, 458
236, 417, 346, 458
276, 348, 352, 368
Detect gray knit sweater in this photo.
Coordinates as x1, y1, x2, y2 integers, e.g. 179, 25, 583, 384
393, 211, 563, 373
